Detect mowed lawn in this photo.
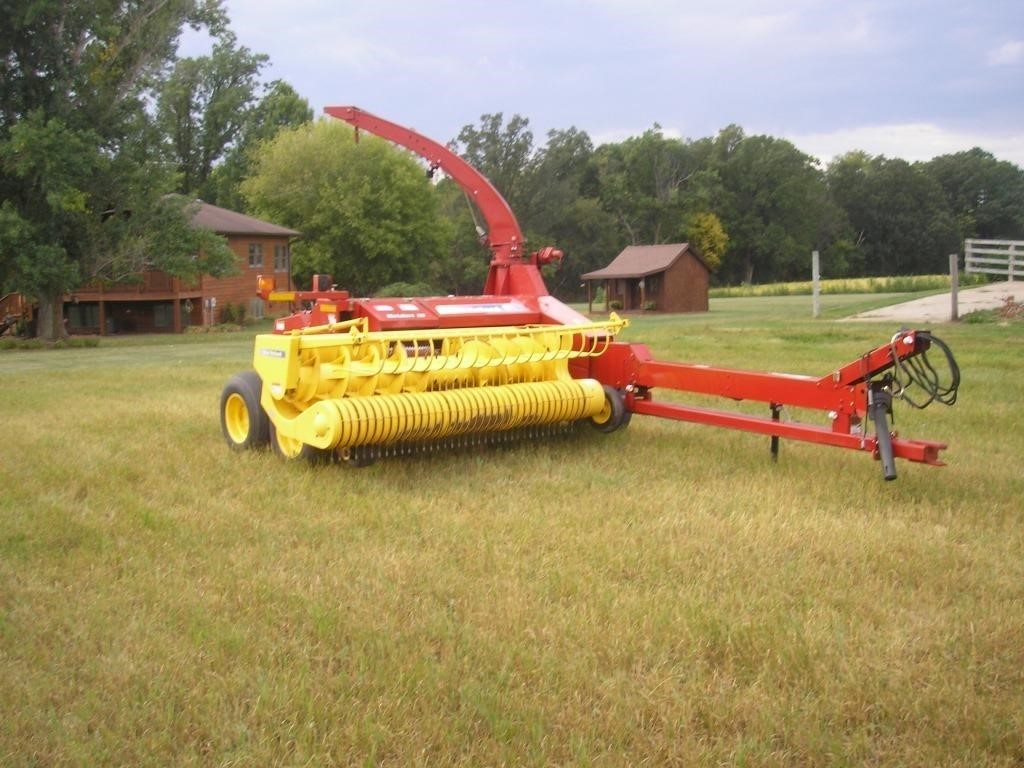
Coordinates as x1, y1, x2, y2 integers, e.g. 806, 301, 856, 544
1, 293, 1022, 766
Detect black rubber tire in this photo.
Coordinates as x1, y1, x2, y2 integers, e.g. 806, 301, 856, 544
220, 371, 270, 450
590, 384, 632, 433
269, 420, 333, 465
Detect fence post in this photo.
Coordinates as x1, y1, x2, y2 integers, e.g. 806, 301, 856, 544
1011, 243, 1017, 282
950, 253, 959, 322
812, 250, 820, 318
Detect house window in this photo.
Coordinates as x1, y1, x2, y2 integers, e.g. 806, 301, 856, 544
66, 303, 100, 329
273, 243, 288, 271
248, 243, 263, 268
153, 302, 174, 328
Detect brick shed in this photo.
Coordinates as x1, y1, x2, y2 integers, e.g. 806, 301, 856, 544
582, 243, 710, 313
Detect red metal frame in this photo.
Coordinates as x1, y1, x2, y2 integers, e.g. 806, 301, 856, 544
576, 332, 946, 466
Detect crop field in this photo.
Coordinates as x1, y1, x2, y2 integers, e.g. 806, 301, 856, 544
1, 292, 1022, 766
707, 273, 986, 299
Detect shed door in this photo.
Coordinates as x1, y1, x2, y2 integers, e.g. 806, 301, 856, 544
628, 280, 642, 310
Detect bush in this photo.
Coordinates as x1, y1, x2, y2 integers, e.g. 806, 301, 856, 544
0, 336, 99, 350
609, 300, 623, 310
220, 302, 236, 324
643, 300, 657, 311
375, 281, 438, 298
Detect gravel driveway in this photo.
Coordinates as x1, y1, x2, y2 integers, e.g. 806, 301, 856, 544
846, 280, 1019, 323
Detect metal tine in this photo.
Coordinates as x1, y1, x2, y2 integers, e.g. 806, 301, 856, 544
368, 339, 388, 376
580, 332, 596, 357
405, 333, 425, 378
491, 332, 510, 369
427, 334, 457, 376
417, 335, 436, 378
490, 388, 507, 431
459, 333, 482, 371
523, 331, 547, 367
443, 336, 463, 373
559, 328, 576, 359
577, 332, 592, 356
402, 334, 427, 374
505, 331, 522, 369
580, 331, 597, 357
500, 332, 521, 370
510, 334, 529, 370
438, 337, 461, 374
470, 333, 490, 371
526, 332, 549, 366
495, 331, 513, 369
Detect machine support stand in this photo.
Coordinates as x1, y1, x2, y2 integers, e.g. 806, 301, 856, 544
770, 404, 781, 461
868, 382, 897, 481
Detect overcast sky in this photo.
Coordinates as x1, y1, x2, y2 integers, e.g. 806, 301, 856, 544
186, 0, 1024, 166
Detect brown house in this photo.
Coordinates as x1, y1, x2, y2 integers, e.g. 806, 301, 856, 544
66, 202, 300, 334
582, 243, 710, 314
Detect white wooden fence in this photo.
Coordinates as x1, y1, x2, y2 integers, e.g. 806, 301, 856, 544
965, 239, 1022, 280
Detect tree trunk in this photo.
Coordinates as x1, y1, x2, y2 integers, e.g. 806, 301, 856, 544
743, 258, 755, 286
35, 293, 68, 341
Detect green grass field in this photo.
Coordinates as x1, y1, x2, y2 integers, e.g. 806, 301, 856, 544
2, 293, 1022, 766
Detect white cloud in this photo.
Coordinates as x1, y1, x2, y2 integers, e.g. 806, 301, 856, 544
784, 123, 1024, 167
988, 40, 1024, 66
586, 0, 879, 55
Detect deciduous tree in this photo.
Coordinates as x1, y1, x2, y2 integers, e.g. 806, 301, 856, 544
712, 129, 829, 284
922, 149, 1024, 240
156, 34, 268, 197
0, 0, 236, 339
205, 80, 313, 210
685, 211, 727, 271
518, 127, 618, 297
242, 120, 448, 295
828, 153, 959, 275
592, 128, 716, 247
454, 113, 534, 211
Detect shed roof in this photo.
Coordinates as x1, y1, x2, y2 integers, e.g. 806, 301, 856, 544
581, 243, 706, 279
191, 200, 300, 237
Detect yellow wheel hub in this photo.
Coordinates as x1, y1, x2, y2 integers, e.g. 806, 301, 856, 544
592, 398, 613, 426
223, 392, 251, 445
273, 429, 306, 459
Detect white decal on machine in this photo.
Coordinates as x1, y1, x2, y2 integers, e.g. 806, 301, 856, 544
435, 301, 529, 316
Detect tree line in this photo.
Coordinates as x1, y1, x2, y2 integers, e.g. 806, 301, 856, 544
4, 1, 1024, 339
445, 117, 1024, 293
245, 113, 1024, 301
